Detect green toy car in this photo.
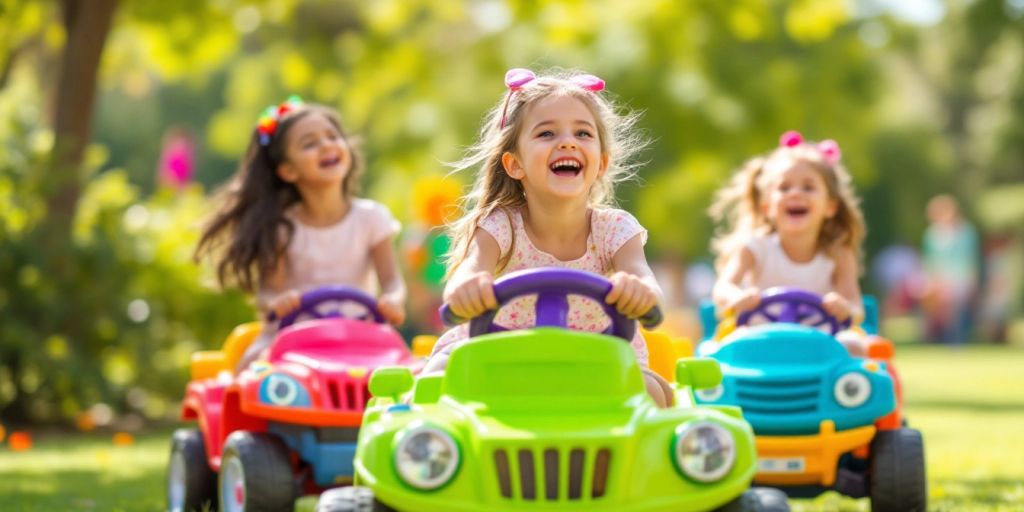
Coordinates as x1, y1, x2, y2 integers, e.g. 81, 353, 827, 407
317, 268, 788, 512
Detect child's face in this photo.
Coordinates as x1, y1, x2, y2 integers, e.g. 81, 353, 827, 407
276, 112, 351, 189
502, 95, 608, 203
762, 156, 837, 236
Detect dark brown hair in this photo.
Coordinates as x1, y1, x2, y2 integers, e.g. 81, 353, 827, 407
194, 104, 363, 292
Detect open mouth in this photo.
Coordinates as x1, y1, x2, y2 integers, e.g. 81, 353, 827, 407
785, 206, 809, 217
319, 155, 342, 169
549, 158, 582, 177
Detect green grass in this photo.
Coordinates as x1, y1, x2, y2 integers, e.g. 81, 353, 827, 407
2, 344, 1022, 511
0, 428, 171, 511
792, 344, 1024, 511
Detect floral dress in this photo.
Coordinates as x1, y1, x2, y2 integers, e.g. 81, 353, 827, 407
429, 207, 651, 367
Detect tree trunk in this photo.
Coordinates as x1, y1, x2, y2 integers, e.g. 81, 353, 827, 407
0, 0, 119, 424
46, 0, 118, 235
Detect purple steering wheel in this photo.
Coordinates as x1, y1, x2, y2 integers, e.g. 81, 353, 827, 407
440, 268, 662, 342
735, 287, 849, 335
272, 286, 385, 329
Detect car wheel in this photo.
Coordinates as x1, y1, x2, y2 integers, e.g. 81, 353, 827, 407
219, 432, 297, 512
315, 487, 397, 512
714, 487, 790, 512
168, 428, 217, 512
869, 428, 926, 512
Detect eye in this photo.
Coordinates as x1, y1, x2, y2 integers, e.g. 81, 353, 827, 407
576, 130, 593, 138
537, 130, 554, 138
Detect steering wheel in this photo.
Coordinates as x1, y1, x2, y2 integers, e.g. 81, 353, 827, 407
439, 268, 662, 342
271, 286, 385, 329
735, 287, 849, 335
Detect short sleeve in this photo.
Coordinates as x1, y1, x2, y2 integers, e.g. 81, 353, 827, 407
365, 200, 401, 246
478, 209, 514, 255
598, 208, 647, 261
743, 235, 765, 266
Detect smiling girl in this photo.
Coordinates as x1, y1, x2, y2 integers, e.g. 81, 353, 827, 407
195, 97, 406, 370
709, 131, 868, 352
424, 69, 674, 406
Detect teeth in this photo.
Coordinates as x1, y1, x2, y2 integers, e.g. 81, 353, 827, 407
551, 159, 580, 168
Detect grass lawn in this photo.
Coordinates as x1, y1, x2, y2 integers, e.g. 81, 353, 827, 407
2, 344, 1022, 511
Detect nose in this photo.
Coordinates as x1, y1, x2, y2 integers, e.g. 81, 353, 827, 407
558, 136, 577, 150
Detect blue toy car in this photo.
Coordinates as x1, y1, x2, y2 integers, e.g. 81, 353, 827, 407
695, 288, 926, 512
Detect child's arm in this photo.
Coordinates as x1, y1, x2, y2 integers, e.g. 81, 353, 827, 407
824, 248, 864, 324
371, 235, 407, 326
712, 247, 760, 315
257, 256, 301, 318
443, 228, 500, 319
607, 235, 663, 318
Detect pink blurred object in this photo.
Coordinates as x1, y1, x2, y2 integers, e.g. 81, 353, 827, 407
818, 139, 842, 165
158, 128, 195, 189
779, 130, 803, 147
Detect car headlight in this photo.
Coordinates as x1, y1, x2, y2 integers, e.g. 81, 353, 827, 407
259, 374, 311, 407
834, 372, 871, 408
695, 385, 724, 402
394, 424, 460, 490
672, 422, 736, 483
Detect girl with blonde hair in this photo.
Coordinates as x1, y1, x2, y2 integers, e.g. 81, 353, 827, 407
427, 68, 673, 406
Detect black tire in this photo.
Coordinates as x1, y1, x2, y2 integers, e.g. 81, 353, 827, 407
219, 432, 297, 512
715, 487, 790, 512
168, 428, 218, 512
315, 487, 397, 512
869, 428, 927, 512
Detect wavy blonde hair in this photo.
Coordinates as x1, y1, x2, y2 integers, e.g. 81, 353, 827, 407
445, 70, 647, 275
708, 142, 866, 271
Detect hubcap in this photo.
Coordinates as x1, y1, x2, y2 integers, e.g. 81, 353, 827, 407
221, 456, 246, 512
168, 450, 186, 512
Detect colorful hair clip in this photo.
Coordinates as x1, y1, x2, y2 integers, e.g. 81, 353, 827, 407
779, 130, 803, 148
569, 74, 605, 92
256, 95, 304, 146
498, 69, 606, 129
817, 139, 842, 165
505, 68, 537, 90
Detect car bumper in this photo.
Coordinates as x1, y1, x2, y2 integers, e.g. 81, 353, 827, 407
753, 420, 875, 486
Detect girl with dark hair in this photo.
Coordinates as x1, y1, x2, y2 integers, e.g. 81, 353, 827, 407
195, 97, 406, 370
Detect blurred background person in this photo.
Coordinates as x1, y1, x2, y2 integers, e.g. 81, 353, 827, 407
921, 195, 979, 344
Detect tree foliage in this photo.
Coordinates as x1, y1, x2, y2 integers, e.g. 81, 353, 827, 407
1, 0, 1023, 424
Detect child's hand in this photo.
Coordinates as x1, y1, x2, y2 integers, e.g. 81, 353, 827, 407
443, 271, 497, 320
822, 292, 852, 322
268, 289, 302, 319
726, 287, 761, 314
606, 272, 659, 319
377, 293, 406, 326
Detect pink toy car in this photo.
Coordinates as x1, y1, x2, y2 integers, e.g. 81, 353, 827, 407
168, 286, 423, 512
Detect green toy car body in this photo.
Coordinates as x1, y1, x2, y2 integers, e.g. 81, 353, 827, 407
345, 328, 762, 511
316, 268, 786, 512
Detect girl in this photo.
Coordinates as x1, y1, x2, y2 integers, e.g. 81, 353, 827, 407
709, 130, 868, 353
195, 97, 406, 370
426, 68, 673, 407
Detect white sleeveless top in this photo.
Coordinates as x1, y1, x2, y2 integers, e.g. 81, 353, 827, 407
744, 234, 835, 295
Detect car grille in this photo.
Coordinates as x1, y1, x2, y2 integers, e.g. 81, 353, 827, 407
492, 447, 613, 501
733, 376, 822, 416
324, 377, 370, 412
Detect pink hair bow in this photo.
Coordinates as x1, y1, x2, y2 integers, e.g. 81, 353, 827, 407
779, 130, 842, 166
498, 68, 606, 128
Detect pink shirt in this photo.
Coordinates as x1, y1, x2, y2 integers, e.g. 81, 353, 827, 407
262, 198, 400, 299
432, 207, 651, 366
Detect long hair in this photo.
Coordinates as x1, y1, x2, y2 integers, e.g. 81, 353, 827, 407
709, 143, 866, 270
194, 104, 364, 292
445, 70, 647, 274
